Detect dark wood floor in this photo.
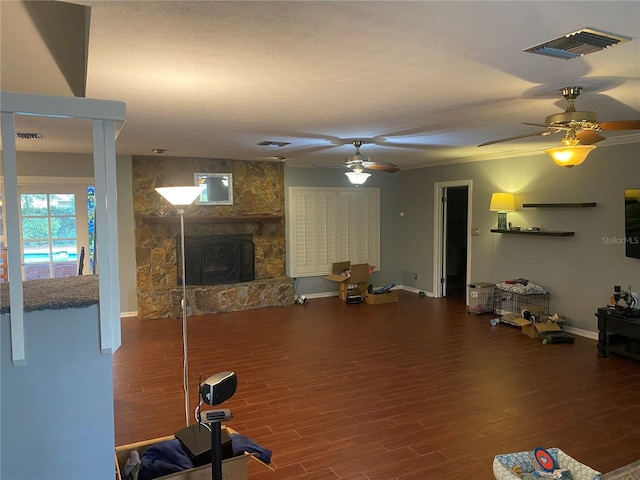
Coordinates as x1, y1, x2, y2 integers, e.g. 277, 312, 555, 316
113, 291, 640, 479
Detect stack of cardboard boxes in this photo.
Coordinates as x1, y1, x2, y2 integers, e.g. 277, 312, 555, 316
325, 261, 370, 301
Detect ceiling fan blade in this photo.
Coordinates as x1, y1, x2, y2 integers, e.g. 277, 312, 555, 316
597, 120, 640, 131
478, 130, 553, 147
577, 130, 606, 145
313, 162, 349, 169
362, 161, 399, 173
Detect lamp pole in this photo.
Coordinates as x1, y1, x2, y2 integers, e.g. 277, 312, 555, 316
155, 186, 204, 427
178, 206, 189, 427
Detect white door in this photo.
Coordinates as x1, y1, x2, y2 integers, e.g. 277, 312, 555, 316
18, 186, 90, 280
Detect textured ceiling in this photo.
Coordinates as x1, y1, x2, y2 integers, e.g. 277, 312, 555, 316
1, 1, 639, 170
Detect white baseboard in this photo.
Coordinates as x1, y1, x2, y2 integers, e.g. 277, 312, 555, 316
398, 285, 433, 297
563, 325, 598, 340
305, 286, 433, 299
304, 292, 338, 299
120, 311, 138, 319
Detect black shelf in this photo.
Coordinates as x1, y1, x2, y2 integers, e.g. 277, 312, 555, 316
491, 229, 574, 237
522, 202, 597, 208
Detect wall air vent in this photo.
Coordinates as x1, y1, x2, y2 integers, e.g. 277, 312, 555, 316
257, 140, 290, 147
524, 27, 631, 59
15, 132, 43, 139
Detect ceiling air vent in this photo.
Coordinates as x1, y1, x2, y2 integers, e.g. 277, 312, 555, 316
15, 132, 43, 139
257, 140, 290, 147
524, 27, 631, 59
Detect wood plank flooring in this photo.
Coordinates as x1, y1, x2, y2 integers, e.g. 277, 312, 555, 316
113, 291, 640, 479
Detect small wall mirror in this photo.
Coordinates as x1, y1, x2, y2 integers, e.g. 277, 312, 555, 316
194, 173, 233, 205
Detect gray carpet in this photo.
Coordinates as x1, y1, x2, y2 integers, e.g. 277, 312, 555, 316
0, 275, 99, 314
602, 460, 640, 479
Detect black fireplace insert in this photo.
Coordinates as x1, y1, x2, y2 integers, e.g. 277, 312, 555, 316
178, 234, 255, 285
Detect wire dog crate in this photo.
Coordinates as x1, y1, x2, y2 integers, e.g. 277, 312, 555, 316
493, 287, 549, 325
468, 282, 495, 314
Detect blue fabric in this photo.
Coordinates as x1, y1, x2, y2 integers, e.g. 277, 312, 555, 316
230, 433, 273, 464
140, 439, 194, 480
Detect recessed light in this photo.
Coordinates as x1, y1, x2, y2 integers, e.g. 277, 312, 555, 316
151, 148, 166, 154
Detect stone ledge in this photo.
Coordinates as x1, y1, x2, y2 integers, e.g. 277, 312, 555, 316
137, 276, 294, 319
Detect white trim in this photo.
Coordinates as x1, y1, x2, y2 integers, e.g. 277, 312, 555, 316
1, 91, 126, 363
563, 325, 598, 340
0, 177, 94, 186
399, 285, 434, 297
93, 119, 122, 354
120, 311, 139, 319
304, 285, 433, 300
432, 180, 473, 303
17, 186, 90, 280
1, 112, 26, 366
0, 91, 125, 122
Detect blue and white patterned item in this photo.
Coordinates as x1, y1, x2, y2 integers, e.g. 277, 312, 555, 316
493, 447, 601, 480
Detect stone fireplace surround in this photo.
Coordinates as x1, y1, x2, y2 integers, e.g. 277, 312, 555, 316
133, 156, 293, 319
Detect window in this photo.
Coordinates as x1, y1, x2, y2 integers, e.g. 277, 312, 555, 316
0, 179, 94, 281
288, 187, 380, 277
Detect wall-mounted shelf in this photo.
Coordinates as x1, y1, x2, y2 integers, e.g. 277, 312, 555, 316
143, 214, 283, 234
522, 202, 597, 208
491, 229, 574, 237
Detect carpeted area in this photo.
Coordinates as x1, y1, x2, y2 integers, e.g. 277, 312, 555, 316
602, 460, 640, 479
0, 275, 99, 313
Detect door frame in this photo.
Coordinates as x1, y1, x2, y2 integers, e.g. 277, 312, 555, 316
432, 179, 473, 302
1, 176, 93, 280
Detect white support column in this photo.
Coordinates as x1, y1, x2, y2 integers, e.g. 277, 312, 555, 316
92, 119, 121, 354
1, 91, 126, 361
1, 112, 26, 366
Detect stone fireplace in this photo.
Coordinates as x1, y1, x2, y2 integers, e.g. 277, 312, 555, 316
133, 156, 293, 319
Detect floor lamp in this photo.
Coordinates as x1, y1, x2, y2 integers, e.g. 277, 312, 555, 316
155, 186, 204, 426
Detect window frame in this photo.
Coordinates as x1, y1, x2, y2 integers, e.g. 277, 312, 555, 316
287, 186, 380, 278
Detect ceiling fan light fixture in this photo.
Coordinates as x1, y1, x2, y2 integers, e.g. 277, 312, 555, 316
345, 171, 371, 185
545, 145, 596, 168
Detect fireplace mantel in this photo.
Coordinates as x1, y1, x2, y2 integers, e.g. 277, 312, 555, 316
143, 214, 283, 233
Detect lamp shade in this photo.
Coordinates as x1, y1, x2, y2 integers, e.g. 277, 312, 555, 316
155, 186, 204, 206
345, 171, 371, 185
545, 145, 596, 168
489, 192, 515, 212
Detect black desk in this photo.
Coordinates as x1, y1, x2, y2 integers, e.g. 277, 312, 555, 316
596, 308, 640, 360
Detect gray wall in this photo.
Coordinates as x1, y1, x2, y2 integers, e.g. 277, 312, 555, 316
1, 306, 115, 480
285, 142, 640, 333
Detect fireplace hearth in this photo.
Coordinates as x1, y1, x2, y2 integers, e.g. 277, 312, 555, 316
179, 235, 255, 285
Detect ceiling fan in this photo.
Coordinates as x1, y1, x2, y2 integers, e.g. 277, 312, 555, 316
340, 141, 400, 184
479, 86, 640, 147
317, 140, 399, 184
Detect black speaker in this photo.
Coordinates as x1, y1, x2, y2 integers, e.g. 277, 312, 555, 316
199, 371, 237, 405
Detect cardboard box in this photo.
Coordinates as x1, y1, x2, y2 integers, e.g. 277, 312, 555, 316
364, 290, 399, 304
514, 318, 563, 339
115, 428, 251, 480
338, 282, 368, 300
325, 262, 371, 300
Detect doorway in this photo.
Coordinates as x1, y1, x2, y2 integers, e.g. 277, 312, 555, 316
433, 180, 472, 303
0, 181, 95, 281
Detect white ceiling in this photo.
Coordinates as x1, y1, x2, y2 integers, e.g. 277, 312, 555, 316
2, 1, 639, 170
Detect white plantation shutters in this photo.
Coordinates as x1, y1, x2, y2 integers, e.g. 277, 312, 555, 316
288, 187, 380, 277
